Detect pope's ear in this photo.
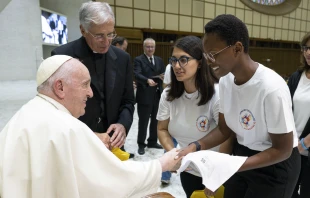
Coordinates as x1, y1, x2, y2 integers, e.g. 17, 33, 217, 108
53, 79, 65, 99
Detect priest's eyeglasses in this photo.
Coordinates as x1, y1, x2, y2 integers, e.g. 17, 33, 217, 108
169, 56, 195, 68
87, 31, 117, 41
301, 46, 310, 52
203, 45, 232, 63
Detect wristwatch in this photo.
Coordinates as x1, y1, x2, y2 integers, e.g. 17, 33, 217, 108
189, 141, 201, 151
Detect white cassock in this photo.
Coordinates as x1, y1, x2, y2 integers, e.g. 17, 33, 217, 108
0, 94, 161, 198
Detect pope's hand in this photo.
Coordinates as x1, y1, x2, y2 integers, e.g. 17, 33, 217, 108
158, 148, 182, 172
106, 123, 126, 148
94, 132, 111, 149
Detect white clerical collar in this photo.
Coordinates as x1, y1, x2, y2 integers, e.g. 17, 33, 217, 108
37, 93, 72, 115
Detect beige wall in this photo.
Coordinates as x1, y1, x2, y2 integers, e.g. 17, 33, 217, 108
0, 0, 42, 81
109, 0, 309, 42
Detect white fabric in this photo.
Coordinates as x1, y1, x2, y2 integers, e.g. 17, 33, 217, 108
36, 55, 72, 86
293, 71, 310, 156
177, 150, 247, 192
0, 95, 161, 198
219, 64, 298, 151
157, 85, 220, 176
163, 64, 171, 84
157, 85, 219, 150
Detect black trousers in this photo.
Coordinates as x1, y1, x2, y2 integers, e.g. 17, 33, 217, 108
224, 143, 301, 198
180, 172, 205, 198
292, 155, 310, 198
137, 91, 160, 147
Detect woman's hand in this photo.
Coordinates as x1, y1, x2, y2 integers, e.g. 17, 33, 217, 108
176, 143, 196, 158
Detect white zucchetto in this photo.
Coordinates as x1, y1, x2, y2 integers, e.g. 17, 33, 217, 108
36, 55, 73, 87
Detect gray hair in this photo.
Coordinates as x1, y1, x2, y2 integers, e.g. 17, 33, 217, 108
79, 1, 115, 31
37, 59, 76, 93
143, 38, 156, 46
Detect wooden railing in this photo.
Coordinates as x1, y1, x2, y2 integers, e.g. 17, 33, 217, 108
119, 27, 301, 75
249, 47, 300, 76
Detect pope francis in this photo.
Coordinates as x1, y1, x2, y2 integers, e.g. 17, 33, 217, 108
0, 55, 180, 198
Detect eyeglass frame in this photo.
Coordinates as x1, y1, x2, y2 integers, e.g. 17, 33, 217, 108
203, 45, 232, 63
144, 45, 155, 49
301, 46, 310, 52
87, 30, 117, 41
169, 56, 195, 68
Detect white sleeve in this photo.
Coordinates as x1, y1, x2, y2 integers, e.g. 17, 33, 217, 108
157, 88, 170, 121
70, 124, 162, 197
264, 89, 295, 134
212, 98, 220, 125
212, 84, 220, 125
163, 64, 171, 84
219, 78, 225, 114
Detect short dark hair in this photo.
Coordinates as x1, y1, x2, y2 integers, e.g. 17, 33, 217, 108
204, 14, 249, 53
111, 36, 127, 46
299, 32, 310, 72
167, 36, 218, 106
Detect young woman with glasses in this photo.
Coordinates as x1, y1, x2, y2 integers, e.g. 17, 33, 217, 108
288, 32, 310, 198
157, 35, 220, 197
177, 15, 300, 198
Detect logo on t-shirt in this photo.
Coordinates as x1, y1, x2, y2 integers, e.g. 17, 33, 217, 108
239, 109, 256, 130
196, 115, 209, 132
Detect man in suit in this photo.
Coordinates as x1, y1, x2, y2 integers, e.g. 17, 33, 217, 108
51, 1, 135, 152
111, 36, 128, 51
134, 38, 165, 155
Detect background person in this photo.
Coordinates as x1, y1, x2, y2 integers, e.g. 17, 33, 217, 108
112, 36, 136, 90
134, 38, 165, 155
52, 1, 135, 151
112, 36, 128, 51
177, 14, 300, 198
160, 61, 178, 186
288, 32, 310, 198
0, 55, 181, 198
163, 63, 171, 88
111, 36, 135, 158
157, 36, 219, 197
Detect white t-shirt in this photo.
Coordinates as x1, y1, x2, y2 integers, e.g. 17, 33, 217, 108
163, 64, 171, 84
157, 84, 220, 150
293, 71, 310, 156
219, 64, 298, 151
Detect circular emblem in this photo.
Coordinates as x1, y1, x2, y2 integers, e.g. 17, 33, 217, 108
196, 115, 209, 132
239, 109, 256, 130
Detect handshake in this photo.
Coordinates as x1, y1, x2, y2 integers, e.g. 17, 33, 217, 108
158, 148, 182, 172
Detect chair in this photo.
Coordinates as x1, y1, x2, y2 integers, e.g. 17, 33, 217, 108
190, 185, 224, 198
142, 192, 175, 198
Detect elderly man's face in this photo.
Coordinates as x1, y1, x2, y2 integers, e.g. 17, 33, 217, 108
63, 60, 93, 118
144, 41, 155, 57
81, 21, 115, 54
